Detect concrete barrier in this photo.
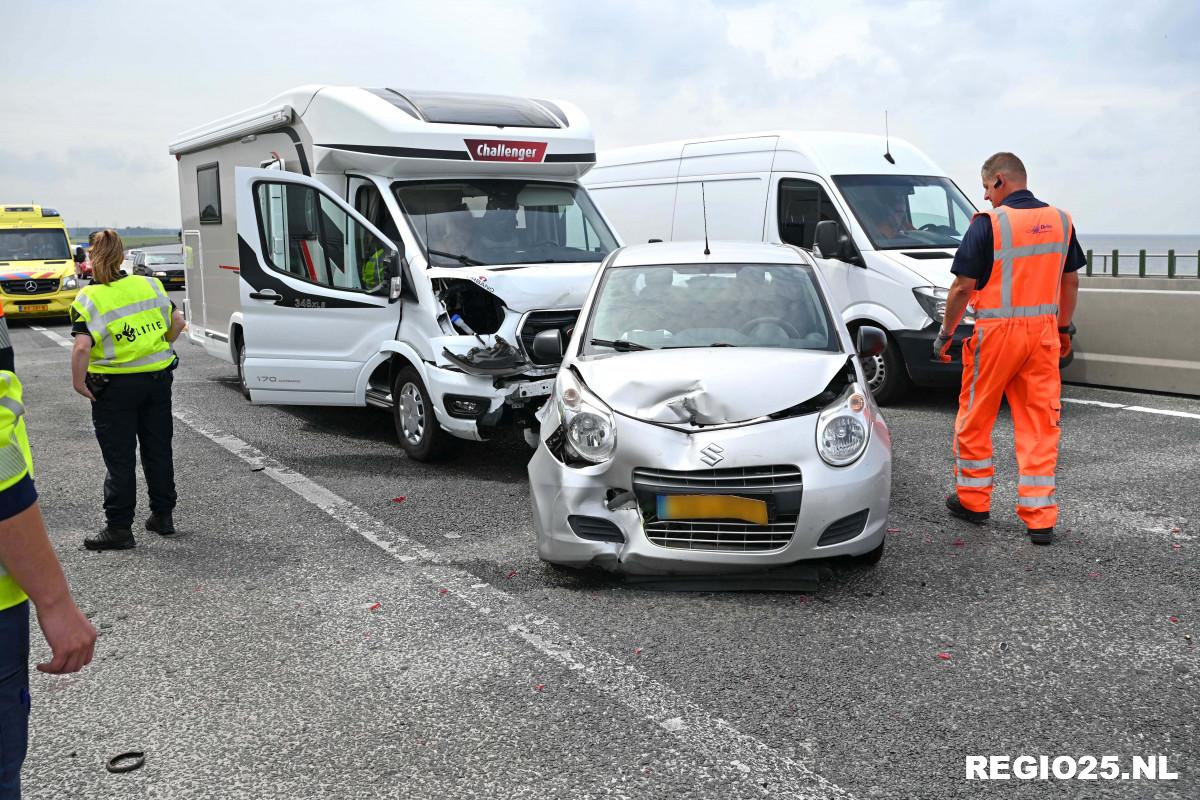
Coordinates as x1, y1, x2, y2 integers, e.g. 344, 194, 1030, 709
1063, 276, 1200, 397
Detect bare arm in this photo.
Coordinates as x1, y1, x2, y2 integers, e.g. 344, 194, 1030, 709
165, 309, 186, 343
71, 334, 94, 400
0, 502, 97, 673
1058, 271, 1079, 328
940, 275, 978, 335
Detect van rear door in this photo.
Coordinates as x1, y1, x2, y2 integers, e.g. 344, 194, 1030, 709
233, 167, 402, 405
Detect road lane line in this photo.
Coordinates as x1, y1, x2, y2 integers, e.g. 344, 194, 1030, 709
30, 324, 75, 348
169, 405, 854, 800
1062, 396, 1200, 419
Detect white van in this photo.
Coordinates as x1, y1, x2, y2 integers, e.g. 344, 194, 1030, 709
583, 132, 978, 403
169, 86, 619, 459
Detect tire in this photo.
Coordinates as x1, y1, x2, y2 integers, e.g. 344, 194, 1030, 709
856, 326, 910, 406
234, 335, 251, 401
392, 366, 448, 462
850, 538, 885, 567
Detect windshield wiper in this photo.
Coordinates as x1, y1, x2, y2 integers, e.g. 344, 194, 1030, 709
589, 338, 651, 352
427, 248, 484, 267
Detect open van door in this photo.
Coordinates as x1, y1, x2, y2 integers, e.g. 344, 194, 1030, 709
233, 166, 402, 405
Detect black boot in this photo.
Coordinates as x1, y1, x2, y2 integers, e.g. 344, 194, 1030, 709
945, 493, 989, 523
1027, 527, 1054, 546
146, 512, 176, 536
84, 526, 136, 551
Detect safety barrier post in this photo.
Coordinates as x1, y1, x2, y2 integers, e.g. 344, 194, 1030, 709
1138, 249, 1146, 277
1196, 250, 1199, 278
1111, 249, 1119, 276
1167, 249, 1176, 278
1085, 249, 1093, 276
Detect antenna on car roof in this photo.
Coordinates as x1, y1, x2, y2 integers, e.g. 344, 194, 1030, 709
883, 110, 895, 164
701, 182, 711, 256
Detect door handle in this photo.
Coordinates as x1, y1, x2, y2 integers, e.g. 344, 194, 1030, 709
248, 289, 282, 302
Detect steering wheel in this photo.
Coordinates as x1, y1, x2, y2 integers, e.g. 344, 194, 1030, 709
919, 223, 956, 234
739, 317, 803, 338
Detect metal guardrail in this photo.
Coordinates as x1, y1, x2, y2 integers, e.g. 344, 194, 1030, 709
1085, 249, 1200, 278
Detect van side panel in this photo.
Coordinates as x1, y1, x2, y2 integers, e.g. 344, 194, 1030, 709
672, 177, 769, 242
586, 183, 677, 245
176, 130, 306, 361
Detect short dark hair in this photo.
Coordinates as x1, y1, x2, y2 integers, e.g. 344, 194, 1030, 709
981, 152, 1027, 181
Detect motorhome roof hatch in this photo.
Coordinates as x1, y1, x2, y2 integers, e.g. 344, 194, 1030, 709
370, 89, 563, 129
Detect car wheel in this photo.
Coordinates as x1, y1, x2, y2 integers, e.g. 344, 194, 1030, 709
235, 336, 251, 401
850, 538, 885, 566
857, 327, 910, 406
393, 366, 448, 461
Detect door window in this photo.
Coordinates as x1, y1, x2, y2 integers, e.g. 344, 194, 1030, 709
777, 179, 845, 250
255, 182, 389, 292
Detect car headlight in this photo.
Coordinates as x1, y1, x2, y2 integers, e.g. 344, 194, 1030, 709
913, 286, 974, 326
556, 369, 616, 464
61, 277, 79, 290
154, 271, 168, 277
816, 382, 871, 466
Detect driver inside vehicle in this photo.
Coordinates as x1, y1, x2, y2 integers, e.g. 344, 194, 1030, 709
874, 193, 915, 240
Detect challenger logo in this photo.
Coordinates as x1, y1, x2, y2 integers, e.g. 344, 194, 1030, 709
464, 139, 548, 163
113, 318, 165, 343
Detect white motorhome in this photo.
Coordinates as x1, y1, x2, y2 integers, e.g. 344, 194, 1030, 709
583, 133, 979, 403
170, 86, 619, 459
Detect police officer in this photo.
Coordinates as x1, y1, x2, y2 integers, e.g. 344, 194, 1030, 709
934, 153, 1084, 545
0, 370, 96, 798
69, 231, 186, 550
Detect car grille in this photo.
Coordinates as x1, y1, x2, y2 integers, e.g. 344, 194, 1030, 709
2, 279, 59, 295
518, 309, 580, 365
632, 465, 803, 553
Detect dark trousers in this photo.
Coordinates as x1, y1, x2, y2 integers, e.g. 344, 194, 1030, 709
91, 371, 177, 529
0, 601, 29, 800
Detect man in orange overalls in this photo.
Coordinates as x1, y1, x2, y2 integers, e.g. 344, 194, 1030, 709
934, 153, 1084, 545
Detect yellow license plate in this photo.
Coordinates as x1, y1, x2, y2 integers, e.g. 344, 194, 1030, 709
17, 304, 49, 313
656, 495, 769, 525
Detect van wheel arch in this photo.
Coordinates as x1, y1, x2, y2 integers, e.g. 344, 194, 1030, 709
847, 321, 910, 406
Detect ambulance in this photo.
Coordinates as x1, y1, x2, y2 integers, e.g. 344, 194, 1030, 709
0, 205, 82, 318
169, 86, 618, 460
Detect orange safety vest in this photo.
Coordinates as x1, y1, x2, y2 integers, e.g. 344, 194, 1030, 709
970, 205, 1073, 321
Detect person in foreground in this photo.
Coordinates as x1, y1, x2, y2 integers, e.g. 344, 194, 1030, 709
69, 230, 186, 550
0, 370, 97, 799
933, 152, 1083, 545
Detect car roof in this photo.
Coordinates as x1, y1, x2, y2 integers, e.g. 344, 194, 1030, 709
607, 240, 812, 269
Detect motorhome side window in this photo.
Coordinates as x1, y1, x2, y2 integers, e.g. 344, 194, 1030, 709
197, 164, 222, 224
254, 182, 389, 293
778, 180, 844, 250
392, 180, 617, 267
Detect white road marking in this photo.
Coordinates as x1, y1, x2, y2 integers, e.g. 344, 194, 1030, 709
29, 324, 74, 348
170, 405, 854, 800
1062, 396, 1200, 419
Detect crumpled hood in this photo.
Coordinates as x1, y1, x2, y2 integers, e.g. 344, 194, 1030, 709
575, 348, 848, 425
427, 262, 600, 312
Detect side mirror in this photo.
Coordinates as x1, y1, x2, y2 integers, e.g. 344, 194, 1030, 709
531, 329, 565, 363
856, 325, 887, 358
814, 220, 859, 264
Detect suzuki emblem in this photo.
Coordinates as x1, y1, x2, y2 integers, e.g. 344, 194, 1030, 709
24, 280, 38, 293
699, 443, 725, 467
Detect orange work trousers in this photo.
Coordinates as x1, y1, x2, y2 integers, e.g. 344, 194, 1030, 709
953, 316, 1062, 529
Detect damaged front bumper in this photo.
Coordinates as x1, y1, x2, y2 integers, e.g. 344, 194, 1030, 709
528, 401, 892, 576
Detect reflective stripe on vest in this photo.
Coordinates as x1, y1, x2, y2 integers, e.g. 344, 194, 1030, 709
0, 371, 33, 610
71, 276, 174, 374
971, 205, 1072, 321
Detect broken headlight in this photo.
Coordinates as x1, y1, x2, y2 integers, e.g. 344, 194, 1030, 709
816, 382, 871, 467
913, 286, 974, 326
556, 369, 616, 464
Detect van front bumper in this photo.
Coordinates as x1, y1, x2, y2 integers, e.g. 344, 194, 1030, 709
1, 289, 78, 318
894, 323, 971, 387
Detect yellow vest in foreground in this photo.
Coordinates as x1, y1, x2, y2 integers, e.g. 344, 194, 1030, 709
0, 371, 34, 610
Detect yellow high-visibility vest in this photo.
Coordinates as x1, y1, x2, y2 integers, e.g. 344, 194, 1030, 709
71, 275, 175, 374
0, 371, 34, 610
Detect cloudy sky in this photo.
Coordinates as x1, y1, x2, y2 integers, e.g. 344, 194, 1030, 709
1, 0, 1196, 233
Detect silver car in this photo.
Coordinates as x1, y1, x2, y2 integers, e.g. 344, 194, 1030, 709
527, 241, 892, 576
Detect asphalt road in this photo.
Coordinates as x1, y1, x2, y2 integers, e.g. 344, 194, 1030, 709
10, 315, 1198, 799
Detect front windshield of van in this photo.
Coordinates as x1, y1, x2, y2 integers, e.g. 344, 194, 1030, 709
393, 180, 618, 267
0, 229, 71, 261
834, 175, 976, 250
582, 263, 840, 355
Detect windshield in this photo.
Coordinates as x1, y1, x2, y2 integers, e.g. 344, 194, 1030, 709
834, 175, 976, 250
392, 180, 618, 267
0, 229, 71, 261
146, 253, 183, 265
582, 263, 840, 354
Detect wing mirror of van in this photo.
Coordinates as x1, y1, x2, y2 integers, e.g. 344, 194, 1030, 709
856, 325, 887, 358
814, 220, 849, 260
531, 329, 565, 362
387, 250, 403, 300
